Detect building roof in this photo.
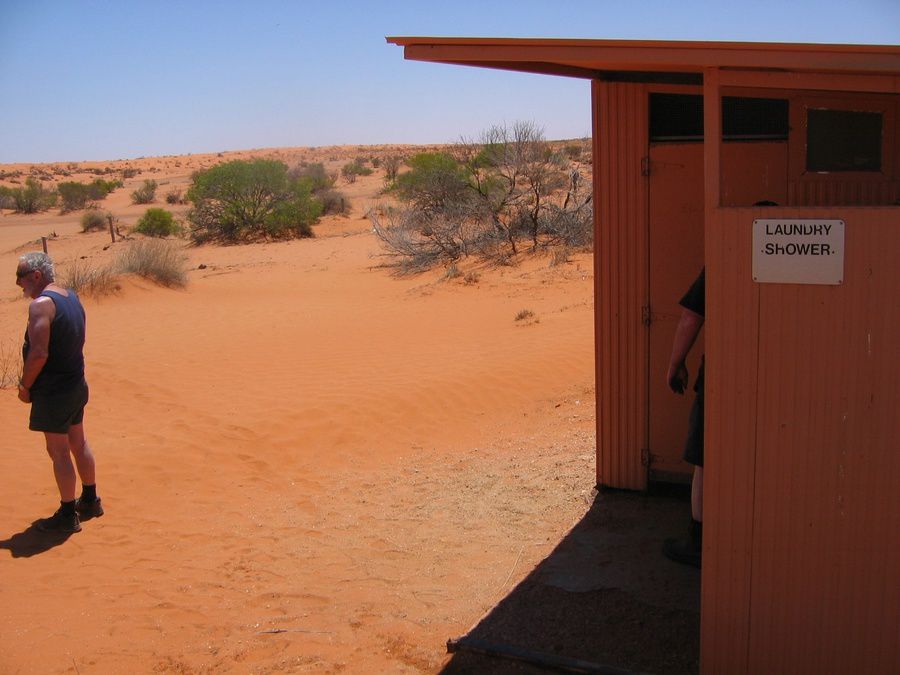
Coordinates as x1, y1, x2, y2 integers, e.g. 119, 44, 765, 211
386, 37, 900, 90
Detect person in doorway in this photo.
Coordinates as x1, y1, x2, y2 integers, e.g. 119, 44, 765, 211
663, 267, 705, 567
16, 252, 103, 534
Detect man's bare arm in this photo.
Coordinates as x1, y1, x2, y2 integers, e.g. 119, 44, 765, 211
666, 308, 704, 394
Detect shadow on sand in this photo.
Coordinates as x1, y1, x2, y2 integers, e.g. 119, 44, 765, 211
0, 522, 78, 557
441, 490, 700, 675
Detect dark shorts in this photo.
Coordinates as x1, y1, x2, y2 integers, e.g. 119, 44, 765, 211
29, 379, 89, 434
683, 383, 704, 467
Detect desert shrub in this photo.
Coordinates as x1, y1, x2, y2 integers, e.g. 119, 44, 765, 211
382, 155, 403, 182
57, 258, 120, 297
80, 209, 109, 232
514, 309, 535, 322
91, 178, 121, 195
130, 179, 157, 204
59, 180, 115, 212
317, 188, 350, 215
340, 160, 373, 184
370, 203, 492, 273
289, 162, 333, 192
0, 340, 22, 389
11, 177, 56, 213
186, 158, 322, 243
393, 152, 474, 216
115, 238, 187, 287
134, 207, 180, 237
57, 182, 90, 212
289, 163, 346, 215
165, 188, 184, 204
537, 170, 593, 248
0, 185, 14, 209
122, 168, 139, 179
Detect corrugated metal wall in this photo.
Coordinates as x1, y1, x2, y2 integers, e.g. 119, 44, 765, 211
789, 178, 900, 206
703, 207, 900, 674
593, 80, 649, 490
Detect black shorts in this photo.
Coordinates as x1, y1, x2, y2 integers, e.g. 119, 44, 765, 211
683, 383, 704, 467
29, 379, 89, 434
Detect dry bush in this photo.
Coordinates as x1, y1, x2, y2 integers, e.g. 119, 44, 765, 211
58, 258, 120, 297
369, 204, 493, 274
80, 209, 109, 232
0, 340, 22, 389
115, 238, 187, 287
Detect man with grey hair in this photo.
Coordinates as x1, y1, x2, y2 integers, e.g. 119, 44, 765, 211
16, 251, 102, 534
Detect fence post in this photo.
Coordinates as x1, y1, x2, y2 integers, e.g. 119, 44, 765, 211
41, 237, 48, 254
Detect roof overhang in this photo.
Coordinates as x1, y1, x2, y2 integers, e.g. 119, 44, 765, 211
386, 37, 900, 92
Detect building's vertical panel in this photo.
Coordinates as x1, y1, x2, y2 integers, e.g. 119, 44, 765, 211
747, 208, 900, 674
593, 80, 649, 490
701, 68, 760, 672
703, 206, 900, 674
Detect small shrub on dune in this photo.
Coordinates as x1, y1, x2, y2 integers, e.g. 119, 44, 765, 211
0, 185, 14, 210
115, 238, 188, 287
80, 209, 109, 232
58, 258, 119, 297
130, 179, 157, 204
165, 188, 184, 204
0, 340, 22, 389
134, 207, 181, 237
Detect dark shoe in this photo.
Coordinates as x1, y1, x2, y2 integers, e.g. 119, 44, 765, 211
75, 497, 104, 520
663, 536, 701, 567
663, 518, 702, 568
37, 508, 82, 534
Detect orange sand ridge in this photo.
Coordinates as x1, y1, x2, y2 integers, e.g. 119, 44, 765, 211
0, 146, 596, 673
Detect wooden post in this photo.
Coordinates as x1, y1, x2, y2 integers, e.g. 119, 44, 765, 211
108, 217, 116, 243
41, 237, 48, 254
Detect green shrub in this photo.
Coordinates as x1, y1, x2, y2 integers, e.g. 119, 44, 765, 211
186, 159, 322, 242
80, 210, 109, 232
134, 207, 180, 237
12, 177, 56, 213
0, 185, 14, 210
115, 238, 187, 287
131, 179, 157, 204
340, 160, 373, 184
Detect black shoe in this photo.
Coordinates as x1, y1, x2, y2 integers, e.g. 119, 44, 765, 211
663, 536, 701, 567
37, 508, 82, 534
663, 518, 702, 568
75, 497, 104, 520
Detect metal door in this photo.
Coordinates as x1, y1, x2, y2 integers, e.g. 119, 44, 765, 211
647, 142, 705, 482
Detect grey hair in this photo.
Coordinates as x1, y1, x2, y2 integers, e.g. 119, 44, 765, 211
19, 252, 55, 281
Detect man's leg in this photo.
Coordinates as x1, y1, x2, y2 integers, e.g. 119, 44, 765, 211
44, 432, 77, 502
37, 432, 81, 533
692, 465, 703, 522
67, 423, 96, 486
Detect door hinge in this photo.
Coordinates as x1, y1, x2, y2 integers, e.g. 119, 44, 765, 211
641, 305, 652, 327
641, 448, 652, 467
641, 156, 651, 177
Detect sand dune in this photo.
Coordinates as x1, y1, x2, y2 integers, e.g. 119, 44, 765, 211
0, 146, 596, 673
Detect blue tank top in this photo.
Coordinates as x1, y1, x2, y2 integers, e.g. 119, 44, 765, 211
23, 289, 86, 394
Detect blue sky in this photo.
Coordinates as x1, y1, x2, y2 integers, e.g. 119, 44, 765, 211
1, 0, 898, 163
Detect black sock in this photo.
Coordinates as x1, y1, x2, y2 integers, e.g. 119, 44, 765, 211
80, 484, 97, 502
60, 500, 76, 516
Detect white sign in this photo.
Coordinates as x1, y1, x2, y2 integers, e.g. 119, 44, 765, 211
753, 219, 845, 285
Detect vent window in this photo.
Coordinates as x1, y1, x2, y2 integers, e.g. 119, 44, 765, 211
649, 94, 789, 142
806, 109, 882, 172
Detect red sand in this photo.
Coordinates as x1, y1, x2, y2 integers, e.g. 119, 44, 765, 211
0, 148, 596, 673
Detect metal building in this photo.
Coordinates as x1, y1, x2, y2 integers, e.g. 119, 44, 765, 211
388, 37, 899, 674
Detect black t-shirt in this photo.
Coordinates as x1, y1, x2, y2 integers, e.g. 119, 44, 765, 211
679, 267, 705, 317
679, 268, 705, 391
